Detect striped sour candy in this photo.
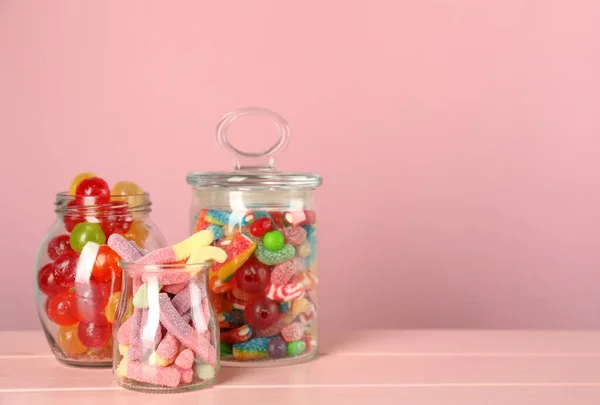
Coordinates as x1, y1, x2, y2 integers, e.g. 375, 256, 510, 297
232, 337, 271, 361
205, 210, 254, 227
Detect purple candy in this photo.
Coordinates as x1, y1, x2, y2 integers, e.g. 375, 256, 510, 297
267, 337, 288, 359
107, 234, 142, 262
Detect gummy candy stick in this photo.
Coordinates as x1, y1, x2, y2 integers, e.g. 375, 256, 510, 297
254, 242, 295, 266
107, 234, 141, 262
135, 231, 214, 265
117, 313, 136, 345
158, 293, 216, 365
155, 333, 180, 365
124, 359, 182, 388
129, 240, 148, 256
221, 325, 252, 344
265, 282, 305, 302
205, 209, 254, 227
177, 366, 193, 384
161, 281, 188, 295
212, 233, 256, 281
171, 287, 192, 315
186, 246, 227, 266
127, 309, 144, 360
207, 224, 224, 240
192, 209, 210, 233
143, 271, 190, 286
174, 348, 194, 369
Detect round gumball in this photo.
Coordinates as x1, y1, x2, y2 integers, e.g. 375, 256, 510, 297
75, 280, 110, 322
250, 217, 273, 238
267, 337, 288, 359
111, 180, 144, 207
234, 257, 269, 294
46, 291, 79, 326
244, 297, 280, 329
263, 230, 284, 251
47, 235, 72, 260
69, 223, 106, 252
69, 172, 97, 195
63, 200, 85, 233
99, 202, 132, 237
75, 177, 110, 205
52, 251, 80, 289
57, 324, 87, 355
78, 314, 111, 349
91, 245, 122, 282
38, 263, 65, 296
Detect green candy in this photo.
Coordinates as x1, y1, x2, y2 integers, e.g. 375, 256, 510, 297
220, 342, 233, 357
132, 283, 163, 309
255, 242, 295, 266
262, 230, 285, 251
69, 222, 106, 252
287, 340, 306, 357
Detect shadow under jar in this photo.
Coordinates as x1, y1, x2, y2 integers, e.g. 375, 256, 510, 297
186, 107, 323, 367
34, 192, 166, 367
113, 262, 220, 393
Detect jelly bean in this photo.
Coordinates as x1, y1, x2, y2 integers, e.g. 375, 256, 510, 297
211, 233, 256, 281
91, 245, 121, 282
69, 172, 97, 195
296, 240, 311, 258
37, 263, 66, 296
52, 251, 80, 288
233, 337, 271, 361
221, 325, 252, 344
267, 337, 287, 359
234, 257, 269, 294
78, 314, 111, 349
220, 342, 233, 357
250, 217, 273, 238
47, 235, 73, 260
75, 177, 110, 206
207, 224, 224, 240
262, 230, 284, 251
70, 223, 106, 252
111, 180, 144, 207
244, 297, 280, 329
287, 340, 306, 357
265, 282, 305, 302
46, 290, 79, 326
282, 226, 307, 246
57, 323, 88, 355
281, 322, 304, 343
254, 242, 295, 266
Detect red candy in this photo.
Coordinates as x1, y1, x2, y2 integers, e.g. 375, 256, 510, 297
234, 257, 269, 294
63, 200, 85, 233
221, 325, 252, 344
284, 210, 316, 226
100, 202, 133, 237
249, 217, 273, 237
46, 291, 79, 326
193, 209, 210, 233
75, 177, 110, 205
232, 286, 263, 302
78, 314, 111, 349
52, 251, 80, 289
269, 212, 285, 229
47, 235, 72, 260
244, 297, 280, 329
38, 263, 66, 296
75, 280, 110, 322
92, 245, 122, 282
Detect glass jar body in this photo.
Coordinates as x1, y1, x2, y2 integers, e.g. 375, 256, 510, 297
34, 195, 167, 367
190, 187, 319, 367
113, 264, 220, 393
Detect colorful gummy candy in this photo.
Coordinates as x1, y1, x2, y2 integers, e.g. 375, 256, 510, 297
193, 208, 319, 363
114, 231, 222, 390
35, 173, 152, 364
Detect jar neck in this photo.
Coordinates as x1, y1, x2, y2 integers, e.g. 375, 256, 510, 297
54, 192, 152, 218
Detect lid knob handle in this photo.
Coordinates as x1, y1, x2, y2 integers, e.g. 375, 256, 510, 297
216, 107, 291, 170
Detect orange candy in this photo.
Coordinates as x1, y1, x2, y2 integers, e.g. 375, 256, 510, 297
105, 291, 134, 323
57, 324, 87, 355
122, 220, 150, 249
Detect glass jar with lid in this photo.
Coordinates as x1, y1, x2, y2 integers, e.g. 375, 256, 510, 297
186, 108, 322, 367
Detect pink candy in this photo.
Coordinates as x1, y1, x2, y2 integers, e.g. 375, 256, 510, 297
270, 260, 297, 285
135, 248, 177, 265
143, 271, 190, 286
175, 348, 195, 369
265, 282, 305, 302
281, 322, 304, 342
158, 293, 216, 365
162, 282, 189, 295
117, 314, 135, 345
127, 360, 181, 388
107, 234, 142, 262
156, 333, 179, 361
177, 366, 194, 384
282, 227, 307, 246
171, 287, 192, 315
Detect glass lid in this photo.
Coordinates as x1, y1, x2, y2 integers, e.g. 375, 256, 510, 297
186, 107, 322, 189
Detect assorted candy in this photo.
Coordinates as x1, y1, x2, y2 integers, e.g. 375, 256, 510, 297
113, 230, 223, 391
35, 173, 157, 365
194, 209, 319, 363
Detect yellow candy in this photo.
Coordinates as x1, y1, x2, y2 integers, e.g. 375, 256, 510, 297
172, 230, 214, 260
123, 220, 150, 248
117, 358, 129, 377
118, 344, 129, 357
149, 351, 173, 367
291, 298, 312, 317
57, 324, 87, 355
105, 292, 133, 323
68, 172, 97, 195
111, 180, 145, 207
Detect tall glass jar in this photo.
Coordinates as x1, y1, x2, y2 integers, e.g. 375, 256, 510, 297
186, 107, 322, 367
113, 262, 220, 393
34, 191, 166, 367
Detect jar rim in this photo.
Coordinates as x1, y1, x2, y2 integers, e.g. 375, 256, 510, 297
186, 170, 322, 189
119, 261, 212, 272
54, 191, 152, 214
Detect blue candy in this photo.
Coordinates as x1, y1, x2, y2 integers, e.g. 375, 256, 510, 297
207, 224, 224, 240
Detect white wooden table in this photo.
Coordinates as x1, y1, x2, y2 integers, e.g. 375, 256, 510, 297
0, 330, 599, 404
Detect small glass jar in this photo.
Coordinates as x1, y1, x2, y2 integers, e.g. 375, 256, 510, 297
186, 107, 322, 367
34, 191, 166, 367
113, 262, 220, 393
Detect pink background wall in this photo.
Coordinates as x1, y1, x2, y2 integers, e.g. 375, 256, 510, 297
2, 1, 600, 331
